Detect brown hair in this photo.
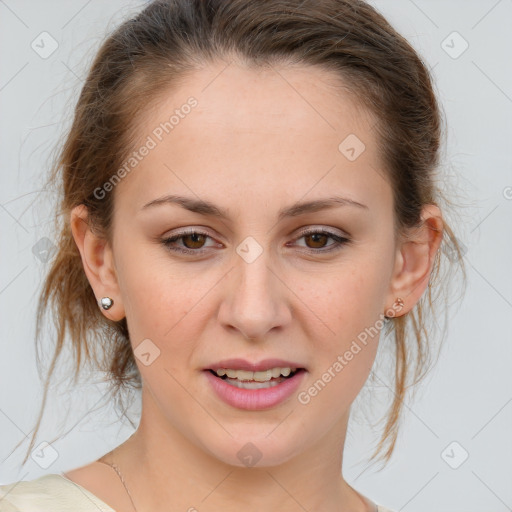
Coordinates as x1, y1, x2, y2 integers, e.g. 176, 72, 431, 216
20, 0, 467, 469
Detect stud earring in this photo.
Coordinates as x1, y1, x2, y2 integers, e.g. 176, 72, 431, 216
384, 297, 404, 319
99, 297, 114, 310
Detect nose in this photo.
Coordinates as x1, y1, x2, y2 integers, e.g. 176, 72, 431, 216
218, 248, 292, 341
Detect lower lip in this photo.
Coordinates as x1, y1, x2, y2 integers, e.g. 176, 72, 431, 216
204, 369, 307, 410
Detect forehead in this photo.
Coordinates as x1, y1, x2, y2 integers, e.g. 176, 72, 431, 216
141, 60, 374, 140
115, 60, 389, 216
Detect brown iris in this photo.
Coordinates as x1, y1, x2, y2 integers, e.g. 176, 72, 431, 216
304, 232, 329, 249
181, 233, 207, 249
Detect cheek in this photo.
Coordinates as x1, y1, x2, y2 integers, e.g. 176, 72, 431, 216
309, 264, 386, 343
299, 288, 382, 415
115, 239, 196, 332
115, 251, 219, 378
299, 260, 387, 398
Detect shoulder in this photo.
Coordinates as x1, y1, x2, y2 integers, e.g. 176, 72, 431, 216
0, 474, 115, 512
377, 506, 397, 512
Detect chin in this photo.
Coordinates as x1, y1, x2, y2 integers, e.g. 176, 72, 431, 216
198, 429, 306, 469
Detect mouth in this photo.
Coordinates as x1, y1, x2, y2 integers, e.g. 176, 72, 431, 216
203, 359, 308, 411
207, 367, 305, 389
203, 359, 307, 410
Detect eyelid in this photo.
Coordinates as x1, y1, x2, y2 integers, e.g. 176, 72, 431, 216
294, 225, 351, 239
163, 224, 350, 240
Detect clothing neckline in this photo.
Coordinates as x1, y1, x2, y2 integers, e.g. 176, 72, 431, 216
57, 473, 117, 512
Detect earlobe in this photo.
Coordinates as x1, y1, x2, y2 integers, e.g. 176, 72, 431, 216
384, 205, 443, 317
384, 297, 405, 319
70, 204, 125, 321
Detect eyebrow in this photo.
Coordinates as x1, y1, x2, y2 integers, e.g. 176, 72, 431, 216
141, 194, 369, 221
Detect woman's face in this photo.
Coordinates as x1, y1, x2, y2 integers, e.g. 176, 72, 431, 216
106, 61, 402, 466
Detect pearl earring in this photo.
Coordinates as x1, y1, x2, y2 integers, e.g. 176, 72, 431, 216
99, 297, 114, 310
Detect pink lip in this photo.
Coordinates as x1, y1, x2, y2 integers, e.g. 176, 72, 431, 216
203, 368, 307, 410
205, 358, 306, 372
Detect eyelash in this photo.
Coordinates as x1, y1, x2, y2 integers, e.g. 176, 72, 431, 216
160, 228, 350, 256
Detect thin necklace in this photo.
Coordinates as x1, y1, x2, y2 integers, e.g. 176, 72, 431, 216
97, 453, 138, 512
97, 453, 378, 512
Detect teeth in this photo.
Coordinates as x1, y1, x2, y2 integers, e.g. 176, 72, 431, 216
214, 367, 297, 382
226, 379, 282, 390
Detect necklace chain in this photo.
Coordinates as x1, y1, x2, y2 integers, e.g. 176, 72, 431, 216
96, 452, 378, 512
97, 454, 138, 512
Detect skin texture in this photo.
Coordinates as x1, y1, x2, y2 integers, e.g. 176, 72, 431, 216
67, 60, 443, 512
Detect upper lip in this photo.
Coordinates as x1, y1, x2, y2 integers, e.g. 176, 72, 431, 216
205, 358, 306, 372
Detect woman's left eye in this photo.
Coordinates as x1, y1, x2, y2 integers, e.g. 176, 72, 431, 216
292, 228, 350, 253
161, 228, 350, 255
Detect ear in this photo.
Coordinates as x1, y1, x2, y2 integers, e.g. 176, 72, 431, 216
384, 204, 443, 318
70, 204, 125, 321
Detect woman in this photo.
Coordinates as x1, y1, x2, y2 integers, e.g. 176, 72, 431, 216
0, 0, 466, 510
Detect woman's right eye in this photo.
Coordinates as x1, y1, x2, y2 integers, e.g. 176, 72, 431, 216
161, 230, 216, 255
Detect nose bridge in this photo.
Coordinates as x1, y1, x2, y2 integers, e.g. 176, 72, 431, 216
237, 248, 274, 301
221, 240, 289, 339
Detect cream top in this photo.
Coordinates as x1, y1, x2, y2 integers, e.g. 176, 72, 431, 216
0, 474, 397, 512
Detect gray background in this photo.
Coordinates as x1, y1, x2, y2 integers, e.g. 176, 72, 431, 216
1, 1, 511, 511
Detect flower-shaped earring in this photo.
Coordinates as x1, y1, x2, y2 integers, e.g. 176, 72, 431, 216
384, 297, 404, 319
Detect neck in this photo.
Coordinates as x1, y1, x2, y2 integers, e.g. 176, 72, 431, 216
112, 390, 373, 512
